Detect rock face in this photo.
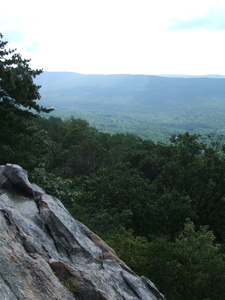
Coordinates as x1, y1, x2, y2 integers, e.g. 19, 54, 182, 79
0, 163, 165, 300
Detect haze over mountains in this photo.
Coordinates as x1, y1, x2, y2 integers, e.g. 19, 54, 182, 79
36, 72, 225, 141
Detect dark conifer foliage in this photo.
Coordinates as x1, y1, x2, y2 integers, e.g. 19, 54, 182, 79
0, 33, 52, 114
0, 34, 52, 168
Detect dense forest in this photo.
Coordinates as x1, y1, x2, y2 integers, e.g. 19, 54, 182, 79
1, 33, 225, 299
36, 71, 225, 141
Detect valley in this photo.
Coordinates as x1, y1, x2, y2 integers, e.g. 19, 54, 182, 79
36, 72, 225, 141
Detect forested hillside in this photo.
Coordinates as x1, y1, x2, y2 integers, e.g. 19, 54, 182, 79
36, 72, 225, 141
30, 117, 225, 300
2, 33, 225, 300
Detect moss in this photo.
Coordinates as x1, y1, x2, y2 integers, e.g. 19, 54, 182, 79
61, 279, 82, 298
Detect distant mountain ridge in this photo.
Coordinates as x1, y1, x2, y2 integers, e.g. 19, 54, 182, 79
36, 71, 225, 91
36, 72, 225, 141
159, 74, 225, 78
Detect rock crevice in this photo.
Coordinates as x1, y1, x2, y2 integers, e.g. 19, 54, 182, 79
0, 163, 165, 300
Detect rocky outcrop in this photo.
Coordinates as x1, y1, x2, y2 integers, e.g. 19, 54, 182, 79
0, 163, 165, 300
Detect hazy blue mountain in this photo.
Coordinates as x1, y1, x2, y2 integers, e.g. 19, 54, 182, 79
36, 72, 225, 141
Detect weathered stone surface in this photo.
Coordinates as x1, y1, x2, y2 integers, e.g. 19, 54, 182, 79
0, 164, 166, 300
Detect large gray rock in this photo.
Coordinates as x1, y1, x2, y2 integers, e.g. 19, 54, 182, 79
0, 163, 165, 300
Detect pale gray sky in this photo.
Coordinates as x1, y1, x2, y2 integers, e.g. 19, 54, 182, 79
1, 0, 225, 75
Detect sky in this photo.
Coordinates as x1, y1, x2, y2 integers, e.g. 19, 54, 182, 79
1, 0, 225, 75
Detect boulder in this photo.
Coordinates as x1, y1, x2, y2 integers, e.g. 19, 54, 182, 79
0, 163, 165, 300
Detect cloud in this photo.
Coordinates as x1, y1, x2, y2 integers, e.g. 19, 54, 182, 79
1, 30, 40, 54
1, 0, 225, 75
1, 29, 26, 43
168, 7, 225, 30
23, 42, 40, 53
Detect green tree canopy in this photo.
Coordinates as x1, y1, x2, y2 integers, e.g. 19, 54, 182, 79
106, 221, 225, 300
0, 33, 52, 168
0, 33, 52, 114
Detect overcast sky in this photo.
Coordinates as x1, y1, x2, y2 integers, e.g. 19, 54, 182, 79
1, 0, 225, 75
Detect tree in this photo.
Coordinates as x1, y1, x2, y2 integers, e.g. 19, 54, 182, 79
72, 162, 153, 236
106, 221, 225, 300
0, 33, 52, 168
0, 33, 51, 114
